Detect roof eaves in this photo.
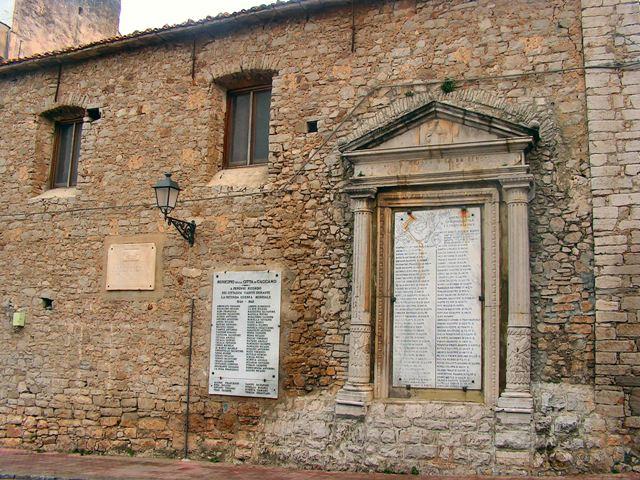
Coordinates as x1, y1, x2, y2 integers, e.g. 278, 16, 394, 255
0, 0, 350, 76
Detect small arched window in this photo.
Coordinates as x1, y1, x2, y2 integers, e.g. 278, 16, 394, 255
51, 118, 83, 188
42, 105, 86, 188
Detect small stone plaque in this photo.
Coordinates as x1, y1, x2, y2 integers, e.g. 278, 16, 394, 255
106, 243, 156, 291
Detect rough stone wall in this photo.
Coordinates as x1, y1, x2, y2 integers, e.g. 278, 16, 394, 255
0, 0, 631, 474
260, 383, 611, 475
262, 392, 496, 475
0, 22, 8, 60
532, 383, 610, 473
581, 0, 640, 467
6, 0, 120, 59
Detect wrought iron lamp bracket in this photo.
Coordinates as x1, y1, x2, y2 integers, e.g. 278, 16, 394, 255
166, 216, 196, 246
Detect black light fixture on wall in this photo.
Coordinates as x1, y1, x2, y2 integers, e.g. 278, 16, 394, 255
153, 173, 196, 246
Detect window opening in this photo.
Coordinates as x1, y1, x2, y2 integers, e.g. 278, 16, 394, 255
51, 119, 82, 188
225, 85, 271, 167
86, 107, 101, 121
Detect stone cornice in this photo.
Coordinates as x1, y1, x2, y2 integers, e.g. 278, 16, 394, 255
343, 137, 534, 164
348, 166, 531, 190
343, 186, 377, 200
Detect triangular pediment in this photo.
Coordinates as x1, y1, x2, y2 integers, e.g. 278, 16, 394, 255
340, 101, 538, 153
377, 117, 500, 149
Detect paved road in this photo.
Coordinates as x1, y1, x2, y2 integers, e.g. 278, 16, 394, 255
1, 449, 639, 480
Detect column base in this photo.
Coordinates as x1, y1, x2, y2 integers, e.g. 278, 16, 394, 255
335, 383, 373, 417
495, 391, 533, 475
497, 390, 533, 413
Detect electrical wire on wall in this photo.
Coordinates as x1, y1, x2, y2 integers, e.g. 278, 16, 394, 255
0, 59, 639, 223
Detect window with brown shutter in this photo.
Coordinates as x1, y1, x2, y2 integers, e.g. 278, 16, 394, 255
225, 85, 271, 167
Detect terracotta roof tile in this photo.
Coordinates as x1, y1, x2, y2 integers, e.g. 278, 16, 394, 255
0, 0, 346, 73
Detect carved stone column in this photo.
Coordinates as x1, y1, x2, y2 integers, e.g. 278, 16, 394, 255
336, 187, 376, 417
496, 177, 534, 472
498, 178, 534, 412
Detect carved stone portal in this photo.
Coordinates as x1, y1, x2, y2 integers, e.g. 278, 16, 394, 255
337, 99, 537, 418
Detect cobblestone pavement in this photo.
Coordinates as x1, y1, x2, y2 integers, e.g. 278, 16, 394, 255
1, 449, 639, 480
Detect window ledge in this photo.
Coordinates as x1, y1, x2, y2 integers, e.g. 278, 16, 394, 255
207, 165, 268, 189
29, 187, 79, 203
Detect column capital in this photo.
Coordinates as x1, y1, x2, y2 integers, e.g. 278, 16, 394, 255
346, 187, 376, 213
345, 186, 377, 200
500, 176, 533, 204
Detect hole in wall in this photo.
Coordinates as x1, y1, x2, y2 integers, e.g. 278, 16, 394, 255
41, 298, 53, 310
78, 6, 83, 14
306, 120, 318, 133
87, 107, 101, 121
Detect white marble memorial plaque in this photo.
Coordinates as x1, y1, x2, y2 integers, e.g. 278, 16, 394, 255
393, 207, 482, 390
209, 271, 281, 398
106, 243, 156, 291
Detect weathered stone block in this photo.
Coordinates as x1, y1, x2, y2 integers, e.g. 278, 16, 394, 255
495, 450, 530, 466
597, 340, 636, 352
620, 353, 640, 365
630, 389, 640, 416
595, 276, 623, 289
404, 444, 438, 459
554, 414, 579, 433
495, 432, 531, 450
595, 389, 625, 405
624, 416, 640, 428
138, 418, 166, 431
615, 376, 640, 387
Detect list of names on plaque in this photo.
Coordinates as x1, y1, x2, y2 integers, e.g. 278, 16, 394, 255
392, 207, 482, 390
209, 271, 281, 398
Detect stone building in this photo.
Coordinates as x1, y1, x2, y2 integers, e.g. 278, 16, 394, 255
0, 0, 638, 476
0, 0, 121, 60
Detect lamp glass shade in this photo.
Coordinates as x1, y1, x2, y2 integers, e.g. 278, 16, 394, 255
153, 173, 181, 216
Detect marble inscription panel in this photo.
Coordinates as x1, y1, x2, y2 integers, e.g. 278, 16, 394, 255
393, 207, 482, 390
209, 271, 281, 398
106, 243, 156, 291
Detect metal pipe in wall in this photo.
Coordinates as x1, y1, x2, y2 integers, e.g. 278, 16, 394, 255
183, 298, 195, 460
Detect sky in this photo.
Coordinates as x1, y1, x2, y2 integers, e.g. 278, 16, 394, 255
0, 0, 14, 26
120, 0, 271, 34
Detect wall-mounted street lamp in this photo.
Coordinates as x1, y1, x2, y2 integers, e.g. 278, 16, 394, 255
153, 173, 196, 246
